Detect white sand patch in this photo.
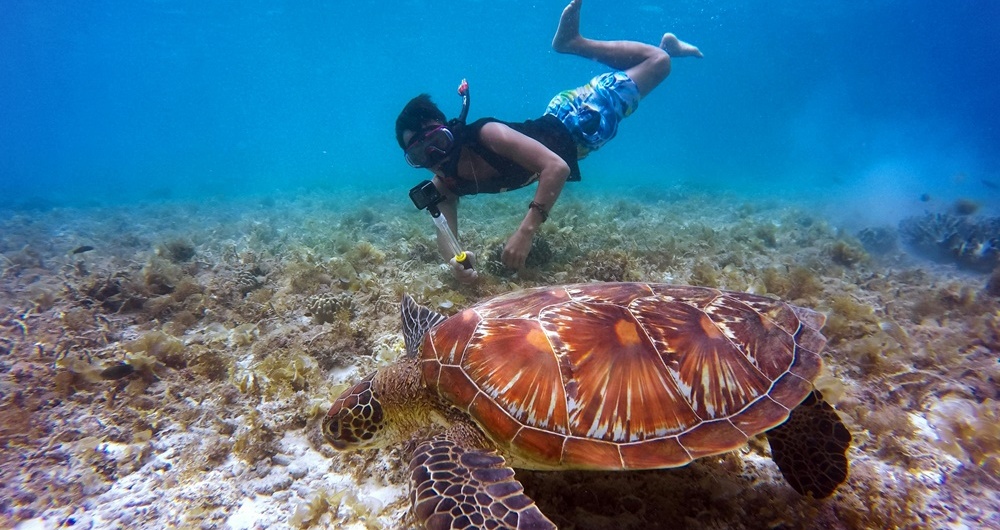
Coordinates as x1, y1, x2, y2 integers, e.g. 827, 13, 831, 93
228, 496, 268, 530
9, 425, 408, 529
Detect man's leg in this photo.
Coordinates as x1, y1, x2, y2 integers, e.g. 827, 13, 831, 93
551, 0, 701, 97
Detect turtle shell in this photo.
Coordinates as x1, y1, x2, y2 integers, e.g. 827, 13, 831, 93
418, 283, 827, 470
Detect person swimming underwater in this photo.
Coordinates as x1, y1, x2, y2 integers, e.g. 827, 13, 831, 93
396, 0, 702, 283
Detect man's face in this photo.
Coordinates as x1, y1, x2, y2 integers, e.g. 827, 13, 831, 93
402, 121, 453, 172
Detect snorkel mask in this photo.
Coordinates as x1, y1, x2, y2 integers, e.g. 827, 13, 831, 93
404, 126, 454, 168
403, 79, 470, 168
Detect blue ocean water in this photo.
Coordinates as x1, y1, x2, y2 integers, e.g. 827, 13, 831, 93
2, 0, 998, 224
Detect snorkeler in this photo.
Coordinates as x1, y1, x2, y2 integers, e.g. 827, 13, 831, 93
396, 0, 702, 284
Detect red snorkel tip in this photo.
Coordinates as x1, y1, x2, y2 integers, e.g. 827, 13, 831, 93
455, 79, 471, 124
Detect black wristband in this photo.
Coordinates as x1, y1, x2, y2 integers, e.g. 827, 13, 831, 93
528, 201, 549, 222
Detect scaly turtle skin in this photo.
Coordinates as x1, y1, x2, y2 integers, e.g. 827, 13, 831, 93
322, 283, 851, 529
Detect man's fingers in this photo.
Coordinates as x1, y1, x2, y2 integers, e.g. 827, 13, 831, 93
502, 252, 525, 270
450, 257, 479, 284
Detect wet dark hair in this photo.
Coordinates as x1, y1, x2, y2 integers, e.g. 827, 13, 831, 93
395, 94, 446, 149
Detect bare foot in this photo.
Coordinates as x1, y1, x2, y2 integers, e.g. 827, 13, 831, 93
552, 0, 584, 53
660, 33, 703, 58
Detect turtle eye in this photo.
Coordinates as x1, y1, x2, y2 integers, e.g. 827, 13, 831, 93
322, 375, 384, 450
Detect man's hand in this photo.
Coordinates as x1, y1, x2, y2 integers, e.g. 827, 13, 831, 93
502, 229, 533, 270
449, 251, 478, 284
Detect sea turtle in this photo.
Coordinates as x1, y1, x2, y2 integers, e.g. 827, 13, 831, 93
322, 283, 851, 529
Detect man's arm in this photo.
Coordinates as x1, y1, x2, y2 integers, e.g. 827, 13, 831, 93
478, 122, 570, 270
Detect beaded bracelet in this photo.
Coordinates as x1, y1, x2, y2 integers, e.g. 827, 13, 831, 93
528, 201, 549, 222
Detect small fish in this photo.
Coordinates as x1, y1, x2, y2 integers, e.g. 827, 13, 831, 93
982, 179, 999, 191
99, 362, 135, 380
952, 198, 980, 216
919, 193, 931, 202
72, 245, 95, 254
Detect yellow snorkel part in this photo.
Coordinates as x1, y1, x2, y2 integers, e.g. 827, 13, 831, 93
432, 214, 473, 270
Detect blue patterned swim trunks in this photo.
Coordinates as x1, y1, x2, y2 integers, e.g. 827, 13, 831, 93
544, 71, 641, 159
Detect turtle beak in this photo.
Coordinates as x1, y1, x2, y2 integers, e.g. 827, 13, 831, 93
321, 415, 343, 449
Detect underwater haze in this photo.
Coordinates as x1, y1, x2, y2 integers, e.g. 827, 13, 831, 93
2, 0, 999, 220
4, 2, 1000, 529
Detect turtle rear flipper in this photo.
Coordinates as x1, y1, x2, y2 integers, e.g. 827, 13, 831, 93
765, 390, 851, 498
409, 435, 555, 530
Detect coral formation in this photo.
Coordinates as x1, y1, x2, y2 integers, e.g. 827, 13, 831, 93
898, 213, 1000, 271
234, 269, 264, 294
305, 292, 355, 325
855, 226, 898, 255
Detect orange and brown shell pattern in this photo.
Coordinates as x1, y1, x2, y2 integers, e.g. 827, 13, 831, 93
418, 282, 828, 470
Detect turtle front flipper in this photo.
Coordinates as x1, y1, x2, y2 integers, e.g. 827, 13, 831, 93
401, 294, 447, 359
765, 390, 851, 498
409, 435, 556, 530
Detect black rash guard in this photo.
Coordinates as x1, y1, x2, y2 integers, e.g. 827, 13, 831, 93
440, 115, 581, 196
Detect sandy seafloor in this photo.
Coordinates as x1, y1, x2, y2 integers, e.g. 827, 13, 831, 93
1, 185, 998, 530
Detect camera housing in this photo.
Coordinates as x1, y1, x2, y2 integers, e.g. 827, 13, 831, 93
409, 180, 443, 212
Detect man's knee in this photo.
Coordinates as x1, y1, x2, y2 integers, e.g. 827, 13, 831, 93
650, 49, 671, 78
626, 49, 671, 97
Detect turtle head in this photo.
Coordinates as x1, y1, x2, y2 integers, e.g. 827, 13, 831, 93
322, 373, 386, 451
